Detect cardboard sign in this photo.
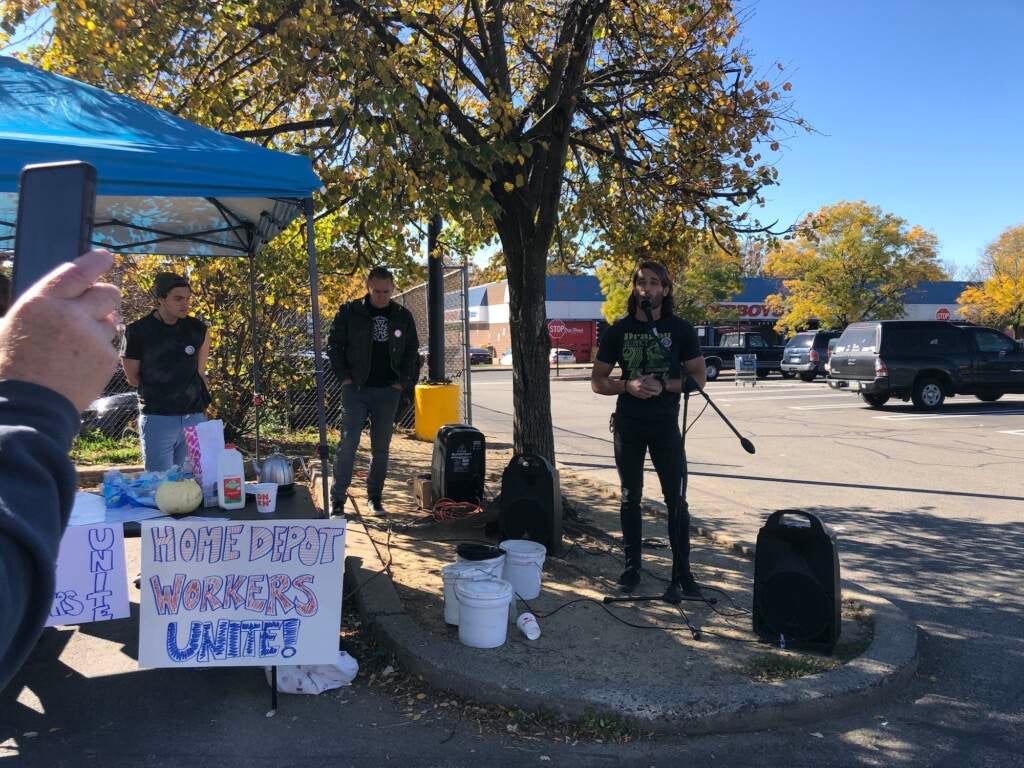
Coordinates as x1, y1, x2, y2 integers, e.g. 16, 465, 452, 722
47, 523, 130, 627
138, 520, 346, 668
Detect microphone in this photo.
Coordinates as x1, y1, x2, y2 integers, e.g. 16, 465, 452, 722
640, 298, 654, 325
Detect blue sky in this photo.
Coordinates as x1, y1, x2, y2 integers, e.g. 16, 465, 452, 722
739, 0, 1024, 273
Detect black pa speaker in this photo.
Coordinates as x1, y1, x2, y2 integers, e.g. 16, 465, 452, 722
431, 424, 485, 503
753, 510, 841, 651
499, 453, 562, 554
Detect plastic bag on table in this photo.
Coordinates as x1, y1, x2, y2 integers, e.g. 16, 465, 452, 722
102, 470, 130, 508
124, 467, 188, 508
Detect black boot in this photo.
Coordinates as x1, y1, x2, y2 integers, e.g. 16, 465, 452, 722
619, 501, 643, 592
618, 564, 641, 592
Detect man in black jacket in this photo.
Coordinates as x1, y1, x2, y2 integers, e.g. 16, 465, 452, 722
327, 267, 419, 516
0, 249, 120, 690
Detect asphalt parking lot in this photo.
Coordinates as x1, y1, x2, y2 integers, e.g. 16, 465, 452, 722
471, 371, 1024, 527
469, 368, 1024, 765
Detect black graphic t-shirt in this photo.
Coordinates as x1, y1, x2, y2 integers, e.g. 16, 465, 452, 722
596, 314, 702, 421
364, 300, 398, 387
121, 313, 211, 416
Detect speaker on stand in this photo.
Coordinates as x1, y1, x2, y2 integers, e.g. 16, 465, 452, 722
499, 453, 562, 554
753, 509, 841, 652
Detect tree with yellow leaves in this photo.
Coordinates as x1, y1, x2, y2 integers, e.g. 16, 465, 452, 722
6, 0, 798, 461
765, 201, 944, 334
958, 224, 1024, 338
597, 234, 742, 324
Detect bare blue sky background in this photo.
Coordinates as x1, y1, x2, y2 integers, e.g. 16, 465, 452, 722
739, 0, 1024, 273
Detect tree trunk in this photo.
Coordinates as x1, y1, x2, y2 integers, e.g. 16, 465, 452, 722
498, 211, 555, 464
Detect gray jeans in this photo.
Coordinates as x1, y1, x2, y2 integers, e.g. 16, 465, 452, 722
139, 412, 207, 472
332, 384, 402, 504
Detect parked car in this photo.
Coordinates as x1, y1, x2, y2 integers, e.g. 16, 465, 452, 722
499, 350, 513, 366
823, 337, 840, 375
549, 348, 576, 364
827, 320, 1024, 410
469, 347, 493, 365
781, 330, 843, 382
81, 392, 139, 439
701, 329, 787, 381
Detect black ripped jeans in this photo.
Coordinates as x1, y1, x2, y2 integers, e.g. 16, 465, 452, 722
612, 411, 691, 582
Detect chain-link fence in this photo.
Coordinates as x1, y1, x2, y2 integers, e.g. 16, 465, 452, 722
285, 266, 470, 432
83, 268, 471, 444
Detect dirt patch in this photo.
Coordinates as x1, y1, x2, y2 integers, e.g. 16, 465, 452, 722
353, 434, 874, 693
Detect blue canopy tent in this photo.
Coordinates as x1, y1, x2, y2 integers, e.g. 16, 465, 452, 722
0, 56, 332, 509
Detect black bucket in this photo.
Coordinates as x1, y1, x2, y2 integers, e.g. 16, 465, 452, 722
456, 542, 503, 562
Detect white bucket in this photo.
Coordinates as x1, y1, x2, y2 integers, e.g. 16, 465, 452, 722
456, 552, 505, 580
499, 539, 547, 600
441, 562, 490, 626
454, 578, 514, 649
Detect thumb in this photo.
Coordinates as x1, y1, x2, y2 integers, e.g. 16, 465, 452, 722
30, 250, 114, 301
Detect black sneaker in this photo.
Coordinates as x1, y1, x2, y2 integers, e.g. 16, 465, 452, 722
330, 498, 346, 518
368, 497, 386, 515
618, 566, 641, 592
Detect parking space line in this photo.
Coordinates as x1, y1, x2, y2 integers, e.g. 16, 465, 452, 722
707, 383, 822, 392
720, 393, 846, 403
789, 403, 866, 410
876, 411, 1024, 423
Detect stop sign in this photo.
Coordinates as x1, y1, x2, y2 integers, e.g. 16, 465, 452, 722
548, 320, 567, 339
935, 308, 951, 321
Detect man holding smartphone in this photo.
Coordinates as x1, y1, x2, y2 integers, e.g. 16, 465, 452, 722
121, 272, 211, 471
0, 249, 120, 690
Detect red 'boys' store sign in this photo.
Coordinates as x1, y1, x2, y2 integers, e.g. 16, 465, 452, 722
716, 303, 783, 319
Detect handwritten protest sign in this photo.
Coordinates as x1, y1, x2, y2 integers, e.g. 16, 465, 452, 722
138, 520, 345, 668
47, 523, 130, 627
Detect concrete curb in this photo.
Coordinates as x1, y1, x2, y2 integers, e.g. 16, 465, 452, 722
343, 505, 919, 735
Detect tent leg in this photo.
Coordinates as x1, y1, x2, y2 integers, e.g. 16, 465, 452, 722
249, 251, 261, 464
305, 199, 332, 513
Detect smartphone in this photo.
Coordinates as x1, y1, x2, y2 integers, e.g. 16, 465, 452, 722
12, 161, 97, 300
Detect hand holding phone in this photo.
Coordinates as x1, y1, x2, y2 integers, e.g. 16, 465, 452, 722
0, 250, 121, 411
12, 161, 97, 301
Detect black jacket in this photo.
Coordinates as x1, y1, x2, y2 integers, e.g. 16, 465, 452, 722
327, 297, 420, 388
0, 380, 79, 690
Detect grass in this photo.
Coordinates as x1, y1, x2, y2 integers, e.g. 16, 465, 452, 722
739, 599, 875, 682
71, 425, 339, 468
71, 430, 141, 466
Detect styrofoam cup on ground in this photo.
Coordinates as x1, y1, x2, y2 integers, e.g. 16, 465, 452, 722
516, 611, 541, 640
255, 482, 278, 514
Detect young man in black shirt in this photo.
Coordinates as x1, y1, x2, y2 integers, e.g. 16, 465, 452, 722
328, 266, 419, 516
591, 261, 707, 600
121, 272, 211, 471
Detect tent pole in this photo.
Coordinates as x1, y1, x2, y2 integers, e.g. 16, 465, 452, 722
304, 199, 332, 513
248, 251, 261, 465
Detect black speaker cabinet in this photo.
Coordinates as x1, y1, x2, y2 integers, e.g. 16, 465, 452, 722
499, 453, 562, 554
430, 424, 485, 503
753, 510, 841, 651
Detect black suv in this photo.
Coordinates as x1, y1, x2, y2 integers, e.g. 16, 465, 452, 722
781, 330, 842, 382
827, 320, 1024, 409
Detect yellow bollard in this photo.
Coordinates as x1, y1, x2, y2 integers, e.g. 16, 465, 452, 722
414, 382, 461, 441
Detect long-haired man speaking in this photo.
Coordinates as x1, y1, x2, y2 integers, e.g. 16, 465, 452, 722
591, 261, 707, 600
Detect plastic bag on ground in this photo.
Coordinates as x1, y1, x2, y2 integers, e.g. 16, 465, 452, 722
264, 650, 359, 695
